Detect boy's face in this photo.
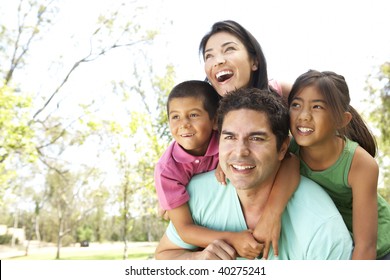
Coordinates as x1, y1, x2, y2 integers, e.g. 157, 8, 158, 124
168, 96, 216, 156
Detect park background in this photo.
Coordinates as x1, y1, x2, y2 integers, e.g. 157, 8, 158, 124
0, 0, 389, 260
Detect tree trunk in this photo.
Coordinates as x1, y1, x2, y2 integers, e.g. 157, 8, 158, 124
56, 216, 63, 260
35, 214, 41, 245
11, 209, 19, 247
123, 239, 128, 260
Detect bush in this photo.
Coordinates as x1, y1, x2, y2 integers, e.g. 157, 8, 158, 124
76, 226, 93, 243
111, 232, 120, 241
61, 235, 75, 247
0, 234, 12, 244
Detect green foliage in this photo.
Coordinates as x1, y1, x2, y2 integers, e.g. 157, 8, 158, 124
130, 216, 168, 242
0, 0, 173, 248
76, 226, 93, 242
365, 62, 390, 190
365, 62, 390, 145
0, 234, 12, 244
0, 84, 36, 163
152, 64, 175, 143
0, 84, 37, 203
61, 235, 75, 247
379, 188, 390, 204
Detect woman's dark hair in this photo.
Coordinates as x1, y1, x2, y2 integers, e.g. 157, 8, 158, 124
288, 70, 377, 157
199, 20, 277, 94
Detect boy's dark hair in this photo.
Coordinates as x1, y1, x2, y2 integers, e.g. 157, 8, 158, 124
167, 80, 221, 120
217, 88, 289, 150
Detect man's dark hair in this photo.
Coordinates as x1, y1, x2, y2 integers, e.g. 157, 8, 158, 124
217, 88, 289, 150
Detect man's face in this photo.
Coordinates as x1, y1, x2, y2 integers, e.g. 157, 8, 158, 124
219, 109, 287, 191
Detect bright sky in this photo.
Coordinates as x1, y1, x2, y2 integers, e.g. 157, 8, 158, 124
1, 0, 389, 207
2, 0, 389, 111
158, 0, 390, 112
1, 0, 389, 170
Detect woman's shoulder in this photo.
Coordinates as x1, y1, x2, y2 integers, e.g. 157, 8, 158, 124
268, 79, 282, 96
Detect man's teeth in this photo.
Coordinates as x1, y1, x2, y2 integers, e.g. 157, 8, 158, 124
232, 165, 254, 170
298, 127, 313, 133
181, 133, 194, 137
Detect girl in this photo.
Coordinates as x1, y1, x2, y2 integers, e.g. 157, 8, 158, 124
288, 69, 390, 260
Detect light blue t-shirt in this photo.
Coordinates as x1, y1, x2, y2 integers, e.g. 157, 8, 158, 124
166, 171, 353, 260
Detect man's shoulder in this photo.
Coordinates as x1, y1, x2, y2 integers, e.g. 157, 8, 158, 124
296, 175, 330, 195
186, 170, 230, 200
187, 170, 218, 189
289, 175, 339, 215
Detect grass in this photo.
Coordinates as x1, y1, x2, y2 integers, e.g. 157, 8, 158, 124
5, 242, 157, 260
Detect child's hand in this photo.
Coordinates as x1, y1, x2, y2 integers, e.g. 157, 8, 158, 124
252, 211, 281, 259
229, 230, 264, 259
215, 163, 227, 185
158, 206, 170, 220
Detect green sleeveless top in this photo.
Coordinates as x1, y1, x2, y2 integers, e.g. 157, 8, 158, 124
290, 137, 390, 259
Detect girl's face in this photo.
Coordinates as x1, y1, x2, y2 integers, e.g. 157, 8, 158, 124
203, 32, 258, 97
168, 96, 216, 156
289, 86, 336, 148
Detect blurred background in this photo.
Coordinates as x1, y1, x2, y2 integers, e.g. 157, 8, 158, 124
0, 0, 388, 259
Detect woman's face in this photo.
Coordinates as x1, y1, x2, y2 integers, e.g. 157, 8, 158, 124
203, 31, 258, 97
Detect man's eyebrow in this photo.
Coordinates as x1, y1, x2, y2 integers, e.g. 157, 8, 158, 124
221, 130, 269, 137
221, 130, 235, 135
249, 131, 268, 137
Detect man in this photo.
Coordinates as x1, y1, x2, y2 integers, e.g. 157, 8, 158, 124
155, 88, 353, 260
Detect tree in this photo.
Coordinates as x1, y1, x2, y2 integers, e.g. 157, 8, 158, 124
1, 0, 166, 252
365, 62, 390, 198
0, 84, 36, 203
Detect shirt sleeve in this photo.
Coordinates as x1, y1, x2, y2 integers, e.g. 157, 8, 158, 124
306, 215, 353, 260
154, 162, 190, 210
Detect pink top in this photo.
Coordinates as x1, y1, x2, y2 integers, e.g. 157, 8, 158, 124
154, 130, 219, 210
154, 80, 281, 210
269, 79, 283, 96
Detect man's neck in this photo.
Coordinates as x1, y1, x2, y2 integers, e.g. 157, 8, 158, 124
237, 183, 273, 230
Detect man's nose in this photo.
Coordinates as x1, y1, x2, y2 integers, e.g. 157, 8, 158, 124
234, 139, 250, 156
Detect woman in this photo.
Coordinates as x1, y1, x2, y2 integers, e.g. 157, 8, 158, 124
198, 20, 299, 259
199, 20, 291, 99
